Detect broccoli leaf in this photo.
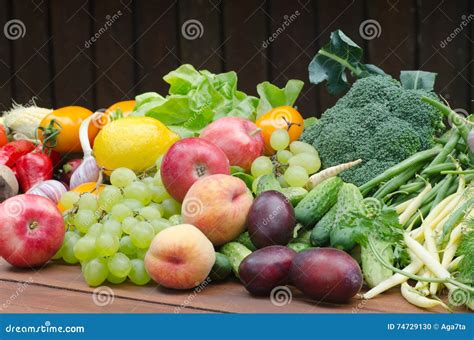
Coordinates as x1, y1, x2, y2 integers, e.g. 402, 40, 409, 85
256, 80, 304, 118
400, 70, 437, 91
308, 30, 385, 94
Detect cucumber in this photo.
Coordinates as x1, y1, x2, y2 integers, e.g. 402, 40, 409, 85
329, 183, 364, 251
210, 252, 232, 281
281, 187, 307, 206
294, 177, 343, 228
310, 204, 337, 246
234, 231, 256, 251
256, 174, 281, 196
220, 242, 252, 277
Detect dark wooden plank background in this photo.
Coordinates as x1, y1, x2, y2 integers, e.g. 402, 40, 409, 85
0, 0, 472, 117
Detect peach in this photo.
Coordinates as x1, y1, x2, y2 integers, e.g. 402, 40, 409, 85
182, 174, 253, 245
144, 224, 215, 290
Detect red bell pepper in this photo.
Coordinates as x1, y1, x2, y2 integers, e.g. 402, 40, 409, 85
33, 144, 61, 169
16, 152, 53, 192
0, 140, 35, 167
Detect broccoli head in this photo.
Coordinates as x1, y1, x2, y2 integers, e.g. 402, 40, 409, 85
300, 74, 443, 186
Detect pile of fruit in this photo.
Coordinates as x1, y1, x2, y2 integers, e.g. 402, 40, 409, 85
0, 30, 472, 311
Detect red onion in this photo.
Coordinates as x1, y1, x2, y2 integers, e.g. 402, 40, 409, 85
27, 180, 67, 204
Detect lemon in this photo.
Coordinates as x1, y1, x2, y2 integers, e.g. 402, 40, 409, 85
93, 117, 179, 173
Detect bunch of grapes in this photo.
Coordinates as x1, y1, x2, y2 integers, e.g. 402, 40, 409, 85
54, 161, 181, 287
251, 129, 321, 189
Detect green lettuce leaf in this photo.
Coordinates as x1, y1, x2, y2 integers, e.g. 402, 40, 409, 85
256, 80, 304, 118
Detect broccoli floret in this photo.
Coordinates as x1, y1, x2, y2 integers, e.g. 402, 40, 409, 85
300, 74, 443, 186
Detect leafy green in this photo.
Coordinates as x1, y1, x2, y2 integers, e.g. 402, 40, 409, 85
308, 30, 385, 94
133, 64, 259, 136
400, 71, 437, 91
457, 217, 474, 284
256, 80, 304, 118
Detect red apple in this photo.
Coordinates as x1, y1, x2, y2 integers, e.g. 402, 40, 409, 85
161, 138, 230, 202
200, 117, 264, 171
0, 194, 65, 267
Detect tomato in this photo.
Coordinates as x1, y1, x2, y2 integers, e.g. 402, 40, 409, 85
256, 106, 304, 154
0, 125, 8, 147
38, 106, 98, 154
106, 100, 135, 116
57, 182, 105, 212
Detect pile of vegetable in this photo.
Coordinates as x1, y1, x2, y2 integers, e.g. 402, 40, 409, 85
0, 29, 472, 312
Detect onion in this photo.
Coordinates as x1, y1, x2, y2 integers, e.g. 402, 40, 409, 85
27, 180, 67, 204
69, 112, 102, 189
468, 130, 474, 153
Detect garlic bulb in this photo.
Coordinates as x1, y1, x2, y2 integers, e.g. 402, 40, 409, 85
27, 180, 67, 204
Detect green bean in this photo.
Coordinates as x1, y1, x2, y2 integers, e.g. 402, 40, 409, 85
373, 162, 425, 200
430, 175, 454, 209
440, 197, 474, 245
422, 162, 456, 176
359, 146, 442, 195
422, 129, 460, 170
398, 181, 426, 194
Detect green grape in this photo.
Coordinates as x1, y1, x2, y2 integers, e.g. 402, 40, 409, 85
52, 245, 63, 260
103, 219, 122, 237
141, 177, 154, 186
155, 155, 163, 169
74, 236, 97, 261
119, 235, 137, 256
288, 152, 321, 174
87, 223, 103, 237
74, 210, 98, 234
98, 185, 123, 212
153, 171, 163, 186
122, 199, 143, 211
107, 252, 132, 278
150, 218, 171, 234
107, 272, 127, 284
62, 231, 81, 264
60, 191, 80, 210
289, 141, 318, 155
110, 167, 137, 188
149, 185, 171, 203
270, 129, 290, 151
95, 233, 120, 257
277, 150, 293, 165
148, 202, 164, 216
168, 214, 182, 226
161, 198, 181, 219
135, 248, 147, 260
111, 203, 132, 222
128, 259, 151, 285
251, 156, 273, 177
139, 206, 162, 221
78, 193, 98, 211
130, 222, 155, 249
83, 257, 108, 287
277, 175, 289, 188
121, 216, 138, 235
284, 165, 309, 187
124, 182, 152, 205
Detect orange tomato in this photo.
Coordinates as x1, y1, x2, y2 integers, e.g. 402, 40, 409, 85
105, 100, 135, 116
38, 106, 98, 154
57, 182, 105, 212
255, 106, 304, 154
0, 124, 8, 147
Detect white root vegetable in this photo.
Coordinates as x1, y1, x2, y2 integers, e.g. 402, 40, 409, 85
399, 183, 432, 225
401, 282, 448, 309
305, 159, 362, 190
403, 233, 455, 291
0, 165, 19, 202
362, 258, 423, 299
396, 198, 415, 215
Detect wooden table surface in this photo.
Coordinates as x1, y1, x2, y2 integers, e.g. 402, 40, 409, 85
0, 259, 450, 314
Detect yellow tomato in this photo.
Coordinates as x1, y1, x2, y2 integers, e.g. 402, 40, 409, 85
106, 100, 136, 116
256, 106, 304, 155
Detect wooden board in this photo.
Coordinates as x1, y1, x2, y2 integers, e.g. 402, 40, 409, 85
0, 259, 450, 314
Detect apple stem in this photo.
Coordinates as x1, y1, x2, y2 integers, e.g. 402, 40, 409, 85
28, 221, 39, 231
249, 128, 262, 137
